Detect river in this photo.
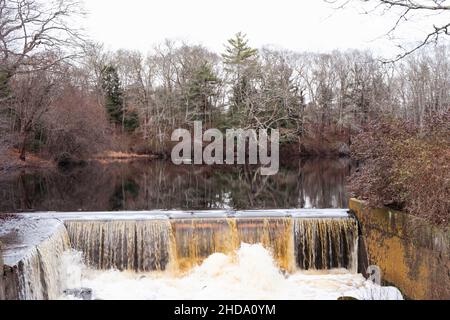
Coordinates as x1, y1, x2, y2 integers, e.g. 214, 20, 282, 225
0, 158, 353, 213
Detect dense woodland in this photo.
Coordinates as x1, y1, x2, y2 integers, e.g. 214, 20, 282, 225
2, 32, 450, 160
0, 0, 449, 223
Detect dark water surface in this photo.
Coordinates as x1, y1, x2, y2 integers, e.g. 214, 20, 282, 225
0, 158, 353, 213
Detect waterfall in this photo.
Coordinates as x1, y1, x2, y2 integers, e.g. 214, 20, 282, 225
233, 218, 296, 273
168, 218, 237, 272
17, 224, 71, 300
1, 214, 361, 300
66, 220, 171, 272
168, 218, 295, 273
64, 217, 358, 274
294, 218, 359, 272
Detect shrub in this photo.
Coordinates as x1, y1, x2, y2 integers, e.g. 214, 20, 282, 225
349, 112, 450, 225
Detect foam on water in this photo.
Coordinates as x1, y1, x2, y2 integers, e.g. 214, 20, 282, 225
60, 244, 402, 300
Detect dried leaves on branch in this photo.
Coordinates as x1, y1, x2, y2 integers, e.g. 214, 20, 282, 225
349, 111, 450, 225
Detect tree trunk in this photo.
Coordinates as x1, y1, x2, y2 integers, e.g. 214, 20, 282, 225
19, 132, 28, 161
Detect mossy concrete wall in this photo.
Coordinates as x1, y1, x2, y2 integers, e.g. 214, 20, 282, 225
350, 199, 450, 300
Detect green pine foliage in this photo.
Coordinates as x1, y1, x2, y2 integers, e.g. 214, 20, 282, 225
101, 65, 139, 132
222, 32, 258, 66
186, 63, 219, 122
124, 110, 140, 132
222, 33, 259, 125
101, 65, 124, 125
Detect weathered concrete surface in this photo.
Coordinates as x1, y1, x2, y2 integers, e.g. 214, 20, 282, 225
0, 241, 5, 300
0, 240, 17, 300
350, 199, 450, 300
0, 217, 65, 300
2, 265, 19, 300
0, 217, 63, 266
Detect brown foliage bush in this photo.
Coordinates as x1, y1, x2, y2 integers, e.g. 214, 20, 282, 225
43, 83, 112, 158
349, 112, 450, 225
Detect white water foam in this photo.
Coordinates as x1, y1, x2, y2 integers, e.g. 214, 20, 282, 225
60, 244, 402, 300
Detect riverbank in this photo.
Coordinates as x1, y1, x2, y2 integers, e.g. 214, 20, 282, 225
0, 149, 160, 175
92, 151, 159, 164
349, 114, 450, 225
0, 149, 55, 176
0, 138, 351, 176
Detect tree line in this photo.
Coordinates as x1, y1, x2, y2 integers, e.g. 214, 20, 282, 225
103, 36, 450, 155
1, 0, 449, 162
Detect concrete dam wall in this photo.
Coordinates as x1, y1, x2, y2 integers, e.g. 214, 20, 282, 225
350, 199, 450, 300
1, 210, 358, 300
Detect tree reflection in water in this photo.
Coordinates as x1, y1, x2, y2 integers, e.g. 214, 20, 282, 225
0, 158, 353, 213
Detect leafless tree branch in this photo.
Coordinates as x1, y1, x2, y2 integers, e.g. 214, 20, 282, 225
328, 0, 450, 61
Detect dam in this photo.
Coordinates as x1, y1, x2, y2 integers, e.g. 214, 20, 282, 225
0, 209, 402, 300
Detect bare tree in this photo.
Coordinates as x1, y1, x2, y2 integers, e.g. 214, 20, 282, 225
328, 0, 450, 61
0, 0, 86, 160
0, 0, 85, 97
9, 65, 59, 160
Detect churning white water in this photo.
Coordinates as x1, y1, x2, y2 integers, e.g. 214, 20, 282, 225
60, 244, 402, 300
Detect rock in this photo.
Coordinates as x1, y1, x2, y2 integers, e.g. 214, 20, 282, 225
338, 296, 358, 300
55, 152, 86, 169
63, 288, 93, 300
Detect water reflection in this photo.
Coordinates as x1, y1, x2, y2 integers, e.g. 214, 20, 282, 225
0, 158, 353, 212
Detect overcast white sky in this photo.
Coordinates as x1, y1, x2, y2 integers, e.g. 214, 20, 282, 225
83, 0, 450, 57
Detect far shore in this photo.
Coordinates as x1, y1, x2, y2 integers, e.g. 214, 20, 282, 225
0, 149, 160, 176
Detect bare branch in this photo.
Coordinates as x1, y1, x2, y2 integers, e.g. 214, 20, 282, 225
0, 0, 86, 76
329, 0, 450, 61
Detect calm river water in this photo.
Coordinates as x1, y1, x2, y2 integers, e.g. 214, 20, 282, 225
0, 158, 353, 213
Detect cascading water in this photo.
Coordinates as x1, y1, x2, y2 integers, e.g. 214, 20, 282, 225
168, 218, 295, 272
233, 218, 296, 273
2, 213, 403, 300
169, 218, 237, 272
294, 218, 359, 272
63, 217, 358, 274
66, 220, 171, 272
17, 224, 71, 300
64, 243, 402, 300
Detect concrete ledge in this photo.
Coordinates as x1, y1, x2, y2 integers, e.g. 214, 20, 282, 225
350, 198, 450, 300
15, 209, 350, 221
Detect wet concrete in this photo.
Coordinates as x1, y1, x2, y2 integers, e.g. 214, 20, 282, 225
0, 217, 64, 266
350, 199, 450, 300
1, 237, 20, 300
0, 217, 66, 300
16, 209, 350, 221
2, 264, 19, 300
0, 241, 5, 300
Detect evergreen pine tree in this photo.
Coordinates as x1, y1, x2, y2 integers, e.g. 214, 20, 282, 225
222, 33, 258, 122
101, 65, 124, 125
187, 63, 219, 123
222, 32, 258, 67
